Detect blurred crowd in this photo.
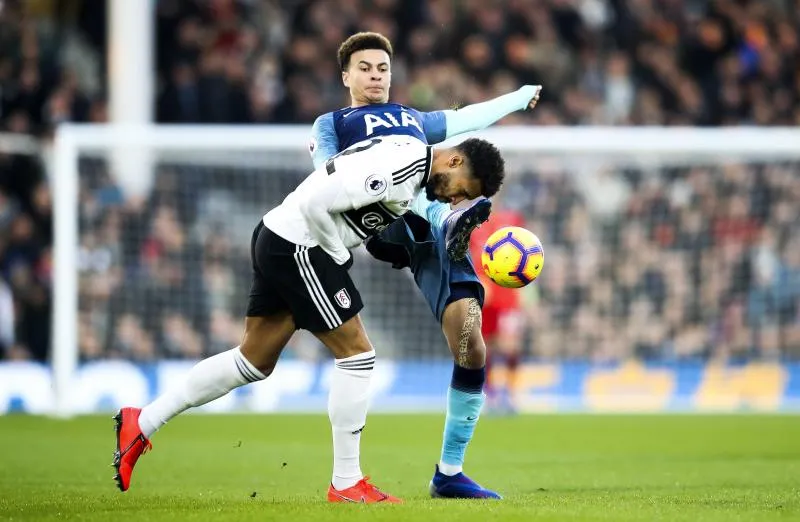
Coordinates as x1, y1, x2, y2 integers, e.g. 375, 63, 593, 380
0, 154, 51, 361
0, 0, 107, 137
1, 0, 799, 362
150, 0, 800, 125
4, 0, 800, 131
512, 159, 800, 361
72, 162, 261, 363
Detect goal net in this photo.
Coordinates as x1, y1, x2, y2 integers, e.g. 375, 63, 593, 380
40, 125, 800, 416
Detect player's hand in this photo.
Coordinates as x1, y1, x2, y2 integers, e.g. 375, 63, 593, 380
526, 85, 542, 111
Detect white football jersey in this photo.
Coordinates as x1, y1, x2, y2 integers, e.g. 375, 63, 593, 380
263, 134, 432, 251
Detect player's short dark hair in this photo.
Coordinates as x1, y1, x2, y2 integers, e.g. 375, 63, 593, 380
456, 138, 506, 198
338, 32, 393, 71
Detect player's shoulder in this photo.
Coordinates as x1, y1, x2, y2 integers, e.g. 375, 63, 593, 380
330, 106, 355, 118
310, 112, 338, 157
311, 111, 336, 132
394, 102, 425, 115
318, 107, 352, 128
314, 109, 338, 120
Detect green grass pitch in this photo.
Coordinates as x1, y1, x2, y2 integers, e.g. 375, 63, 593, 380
1, 414, 798, 521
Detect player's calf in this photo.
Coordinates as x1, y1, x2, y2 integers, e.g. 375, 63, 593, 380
442, 297, 486, 369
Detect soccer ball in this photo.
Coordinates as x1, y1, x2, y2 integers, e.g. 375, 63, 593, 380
481, 226, 544, 288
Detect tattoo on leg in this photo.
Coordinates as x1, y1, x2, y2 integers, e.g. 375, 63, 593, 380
457, 299, 481, 367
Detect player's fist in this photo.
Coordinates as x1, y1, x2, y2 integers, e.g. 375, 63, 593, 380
526, 85, 542, 111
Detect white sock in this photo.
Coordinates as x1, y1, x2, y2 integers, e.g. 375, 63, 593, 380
438, 461, 463, 476
328, 349, 375, 490
138, 347, 265, 438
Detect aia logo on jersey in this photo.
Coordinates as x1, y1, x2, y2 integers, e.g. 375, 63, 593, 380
334, 288, 351, 309
364, 174, 386, 196
364, 112, 423, 136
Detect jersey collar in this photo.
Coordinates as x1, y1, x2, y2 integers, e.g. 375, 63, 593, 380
420, 146, 433, 187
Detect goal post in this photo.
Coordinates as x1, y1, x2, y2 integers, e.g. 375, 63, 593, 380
48, 124, 800, 417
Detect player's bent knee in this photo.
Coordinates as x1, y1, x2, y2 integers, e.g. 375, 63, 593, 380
464, 329, 487, 365
240, 313, 296, 375
314, 314, 374, 359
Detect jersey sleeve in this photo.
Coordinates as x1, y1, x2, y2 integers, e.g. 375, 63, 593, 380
309, 112, 339, 169
410, 193, 451, 228
309, 136, 424, 214
442, 86, 540, 139
338, 169, 391, 210
420, 111, 447, 144
410, 191, 433, 218
297, 165, 390, 265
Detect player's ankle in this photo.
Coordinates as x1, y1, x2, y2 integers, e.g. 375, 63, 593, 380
332, 474, 362, 490
438, 461, 463, 476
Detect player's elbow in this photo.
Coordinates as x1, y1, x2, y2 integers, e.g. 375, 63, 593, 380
298, 196, 317, 221
299, 195, 330, 230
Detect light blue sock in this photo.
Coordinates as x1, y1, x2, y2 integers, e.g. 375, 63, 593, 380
410, 193, 450, 231
440, 365, 486, 473
426, 201, 450, 231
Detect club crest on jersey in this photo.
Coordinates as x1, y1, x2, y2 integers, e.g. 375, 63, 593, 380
308, 137, 317, 154
364, 174, 386, 196
334, 288, 351, 309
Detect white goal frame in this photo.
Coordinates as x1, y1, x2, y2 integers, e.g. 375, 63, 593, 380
51, 124, 800, 417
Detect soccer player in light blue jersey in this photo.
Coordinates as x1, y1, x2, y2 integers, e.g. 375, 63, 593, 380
309, 32, 541, 499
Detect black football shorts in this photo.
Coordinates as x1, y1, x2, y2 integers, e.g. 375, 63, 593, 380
246, 220, 363, 332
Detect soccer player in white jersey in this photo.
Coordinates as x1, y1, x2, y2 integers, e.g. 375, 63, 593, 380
310, 32, 541, 499
111, 133, 506, 503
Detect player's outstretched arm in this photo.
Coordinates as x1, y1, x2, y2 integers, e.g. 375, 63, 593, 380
423, 85, 542, 143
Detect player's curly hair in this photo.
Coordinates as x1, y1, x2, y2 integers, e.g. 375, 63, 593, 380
338, 32, 394, 71
456, 138, 506, 198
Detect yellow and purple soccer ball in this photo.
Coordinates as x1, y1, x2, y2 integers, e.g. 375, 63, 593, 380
481, 226, 544, 288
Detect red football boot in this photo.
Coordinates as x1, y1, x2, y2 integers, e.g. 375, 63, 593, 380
112, 407, 152, 492
327, 477, 402, 503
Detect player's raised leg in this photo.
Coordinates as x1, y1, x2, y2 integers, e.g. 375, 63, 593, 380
313, 315, 402, 504
410, 195, 492, 263
364, 196, 500, 498
429, 297, 502, 499
113, 312, 295, 491
113, 220, 299, 492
